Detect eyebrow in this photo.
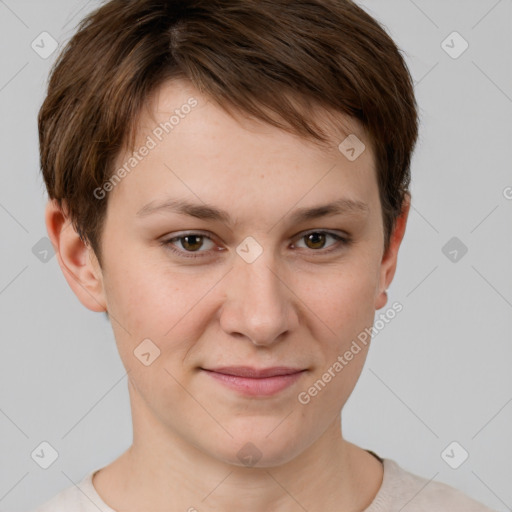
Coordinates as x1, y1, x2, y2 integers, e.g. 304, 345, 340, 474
136, 197, 369, 225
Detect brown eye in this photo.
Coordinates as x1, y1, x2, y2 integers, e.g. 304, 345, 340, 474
304, 232, 328, 250
180, 234, 204, 252
294, 231, 347, 252
161, 232, 217, 259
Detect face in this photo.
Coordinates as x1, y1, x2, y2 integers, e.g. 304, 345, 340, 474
49, 78, 407, 468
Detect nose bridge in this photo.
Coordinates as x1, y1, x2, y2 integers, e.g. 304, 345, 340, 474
220, 243, 295, 345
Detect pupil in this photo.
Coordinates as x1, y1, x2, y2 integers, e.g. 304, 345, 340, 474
184, 235, 202, 251
307, 233, 325, 249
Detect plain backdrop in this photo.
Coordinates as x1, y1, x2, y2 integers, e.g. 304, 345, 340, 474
0, 0, 511, 510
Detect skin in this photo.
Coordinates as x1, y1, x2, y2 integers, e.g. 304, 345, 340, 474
45, 78, 410, 512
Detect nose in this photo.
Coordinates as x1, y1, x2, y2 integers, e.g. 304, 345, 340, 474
219, 248, 299, 347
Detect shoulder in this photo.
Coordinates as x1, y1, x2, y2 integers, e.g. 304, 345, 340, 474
28, 468, 115, 512
371, 457, 497, 512
30, 484, 83, 512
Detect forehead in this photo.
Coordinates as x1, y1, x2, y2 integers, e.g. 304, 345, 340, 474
136, 77, 372, 157
109, 78, 379, 223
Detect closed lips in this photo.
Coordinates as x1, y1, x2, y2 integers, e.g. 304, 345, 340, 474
202, 367, 305, 378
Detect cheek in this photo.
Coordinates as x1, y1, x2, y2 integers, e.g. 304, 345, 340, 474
298, 260, 379, 348
104, 254, 226, 374
105, 251, 209, 333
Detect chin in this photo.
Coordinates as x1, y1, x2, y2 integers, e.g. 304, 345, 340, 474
204, 423, 308, 469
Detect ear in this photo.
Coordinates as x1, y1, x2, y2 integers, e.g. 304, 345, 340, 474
375, 193, 411, 310
45, 199, 107, 313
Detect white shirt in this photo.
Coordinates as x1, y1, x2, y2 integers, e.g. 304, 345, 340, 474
30, 455, 497, 511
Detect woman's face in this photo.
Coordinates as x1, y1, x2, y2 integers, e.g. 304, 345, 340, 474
85, 78, 402, 467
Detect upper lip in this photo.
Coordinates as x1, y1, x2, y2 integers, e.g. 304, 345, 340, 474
203, 366, 305, 378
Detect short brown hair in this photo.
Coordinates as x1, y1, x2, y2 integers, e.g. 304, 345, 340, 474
39, 0, 419, 267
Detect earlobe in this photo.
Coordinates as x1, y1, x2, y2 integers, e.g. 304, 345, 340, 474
45, 199, 107, 313
375, 289, 388, 310
375, 194, 411, 310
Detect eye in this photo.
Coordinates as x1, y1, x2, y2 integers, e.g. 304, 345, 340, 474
292, 230, 349, 252
161, 232, 217, 259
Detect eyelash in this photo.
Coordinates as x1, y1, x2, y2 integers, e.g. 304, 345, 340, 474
160, 230, 351, 260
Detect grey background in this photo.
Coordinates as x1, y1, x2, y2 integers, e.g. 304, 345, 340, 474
1, 0, 511, 510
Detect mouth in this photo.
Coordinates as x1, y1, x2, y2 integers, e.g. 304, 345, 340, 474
200, 366, 307, 397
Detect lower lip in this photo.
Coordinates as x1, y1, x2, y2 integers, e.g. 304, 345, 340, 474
203, 370, 305, 397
